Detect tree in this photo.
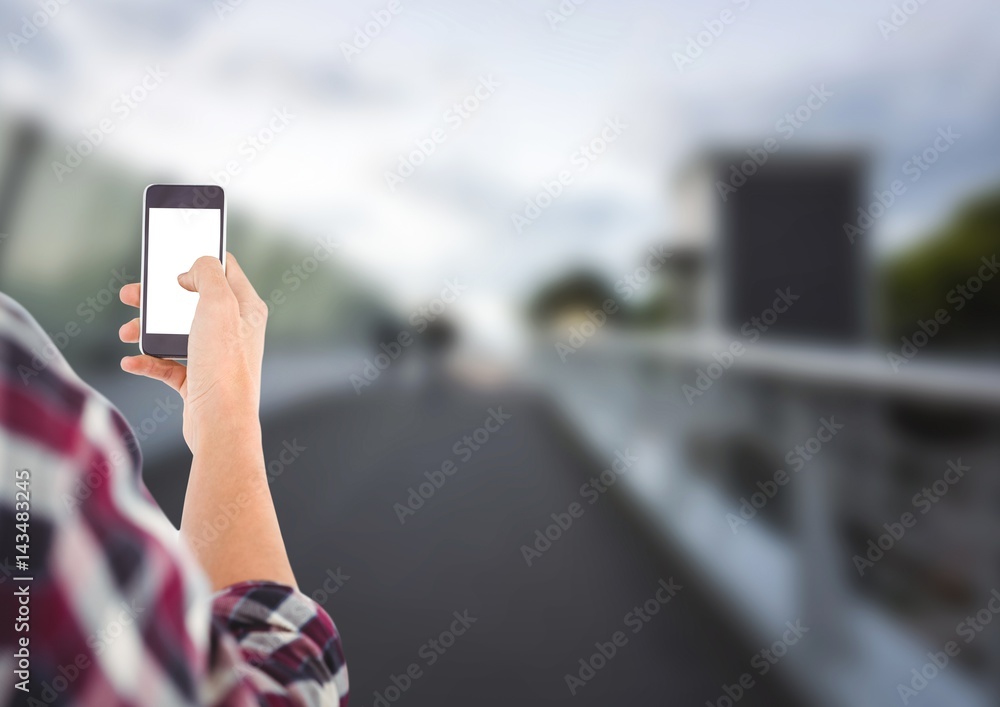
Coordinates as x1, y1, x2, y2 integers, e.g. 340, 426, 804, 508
882, 190, 1000, 357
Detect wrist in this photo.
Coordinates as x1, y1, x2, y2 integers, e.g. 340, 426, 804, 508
189, 401, 263, 458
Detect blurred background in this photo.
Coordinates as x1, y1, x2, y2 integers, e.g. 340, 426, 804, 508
2, 0, 1000, 705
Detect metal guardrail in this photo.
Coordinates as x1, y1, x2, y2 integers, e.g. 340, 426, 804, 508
533, 332, 999, 707
597, 331, 1000, 407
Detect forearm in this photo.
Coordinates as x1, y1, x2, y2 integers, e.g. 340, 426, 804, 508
179, 410, 297, 591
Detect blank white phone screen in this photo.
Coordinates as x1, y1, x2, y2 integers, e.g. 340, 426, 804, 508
145, 208, 221, 335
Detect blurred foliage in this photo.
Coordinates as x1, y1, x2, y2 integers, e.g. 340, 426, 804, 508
882, 189, 1000, 356
527, 267, 675, 331
528, 271, 618, 326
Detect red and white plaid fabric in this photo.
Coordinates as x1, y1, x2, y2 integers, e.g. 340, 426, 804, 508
0, 293, 348, 706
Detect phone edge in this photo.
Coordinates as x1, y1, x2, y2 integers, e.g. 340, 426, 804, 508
139, 184, 227, 360
138, 183, 152, 357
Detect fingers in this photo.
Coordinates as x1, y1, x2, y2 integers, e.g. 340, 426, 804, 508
223, 253, 255, 301
223, 253, 268, 324
119, 318, 139, 344
120, 355, 187, 393
178, 256, 233, 302
120, 283, 141, 309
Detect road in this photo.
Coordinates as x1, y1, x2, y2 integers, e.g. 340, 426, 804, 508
143, 376, 800, 707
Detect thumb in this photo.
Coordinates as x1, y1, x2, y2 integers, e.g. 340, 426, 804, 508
178, 256, 232, 300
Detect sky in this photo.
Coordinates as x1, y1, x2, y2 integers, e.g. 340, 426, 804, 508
2, 0, 999, 344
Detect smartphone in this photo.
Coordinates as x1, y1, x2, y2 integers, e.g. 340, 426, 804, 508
140, 184, 226, 359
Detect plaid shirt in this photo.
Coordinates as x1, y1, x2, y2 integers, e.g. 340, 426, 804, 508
0, 293, 348, 706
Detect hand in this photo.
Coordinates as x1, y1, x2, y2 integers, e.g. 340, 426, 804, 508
119, 253, 269, 452
122, 254, 295, 590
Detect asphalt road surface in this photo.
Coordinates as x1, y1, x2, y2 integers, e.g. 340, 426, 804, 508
144, 378, 800, 707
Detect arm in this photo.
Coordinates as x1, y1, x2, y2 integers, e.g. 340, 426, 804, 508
181, 397, 296, 590
119, 257, 347, 704
119, 254, 296, 590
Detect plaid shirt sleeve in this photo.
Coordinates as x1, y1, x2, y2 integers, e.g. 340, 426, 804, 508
0, 292, 348, 707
